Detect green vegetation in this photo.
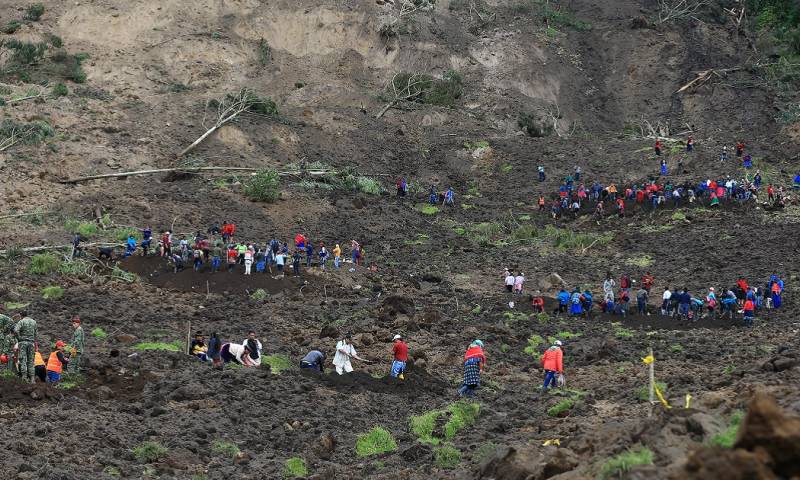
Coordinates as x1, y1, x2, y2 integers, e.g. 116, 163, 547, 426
211, 440, 240, 458
410, 410, 441, 444
523, 334, 545, 355
91, 327, 107, 338
262, 354, 293, 374
134, 341, 183, 352
250, 289, 268, 301
614, 326, 635, 339
257, 38, 272, 65
0, 119, 54, 147
283, 457, 308, 478
29, 253, 60, 274
25, 4, 45, 21
599, 447, 654, 479
536, 312, 550, 324
64, 219, 98, 236
2, 20, 21, 34
708, 410, 744, 448
244, 169, 280, 202
4, 302, 29, 310
463, 140, 490, 150
555, 331, 581, 340
356, 176, 385, 195
355, 427, 398, 457
512, 0, 589, 30
386, 70, 464, 107
113, 227, 140, 242
625, 254, 654, 268
110, 266, 138, 283
435, 445, 462, 469
133, 441, 168, 463
41, 285, 64, 300
547, 398, 574, 417
52, 82, 68, 97
410, 401, 480, 444
636, 382, 668, 401
473, 442, 498, 464
417, 204, 439, 215
722, 364, 737, 374
669, 344, 684, 353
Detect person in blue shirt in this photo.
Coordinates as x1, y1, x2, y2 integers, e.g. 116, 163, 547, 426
569, 288, 583, 316
743, 154, 753, 169
581, 290, 593, 318
305, 242, 314, 267
557, 289, 570, 315
125, 235, 137, 257
794, 174, 800, 189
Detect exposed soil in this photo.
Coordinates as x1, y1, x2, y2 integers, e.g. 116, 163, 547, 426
1, 0, 799, 479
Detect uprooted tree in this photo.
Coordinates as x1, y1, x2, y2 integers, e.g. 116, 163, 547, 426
177, 88, 277, 158
375, 70, 463, 118
656, 0, 711, 24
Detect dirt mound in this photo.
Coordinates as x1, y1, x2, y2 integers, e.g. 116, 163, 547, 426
313, 370, 449, 396
475, 445, 579, 480
735, 392, 800, 477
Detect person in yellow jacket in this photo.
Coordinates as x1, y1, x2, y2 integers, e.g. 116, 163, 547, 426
46, 341, 69, 384
33, 344, 46, 383
333, 244, 342, 269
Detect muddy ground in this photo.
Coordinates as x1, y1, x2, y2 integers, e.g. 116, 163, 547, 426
1, 0, 800, 479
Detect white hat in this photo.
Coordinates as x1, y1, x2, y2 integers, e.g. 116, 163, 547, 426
393, 334, 402, 341
554, 340, 563, 346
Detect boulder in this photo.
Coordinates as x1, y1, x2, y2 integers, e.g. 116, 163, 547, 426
735, 392, 800, 477
672, 447, 776, 480
476, 446, 544, 479
538, 273, 567, 292
313, 433, 336, 460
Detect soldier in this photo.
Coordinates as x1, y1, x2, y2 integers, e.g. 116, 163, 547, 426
13, 312, 37, 384
69, 316, 84, 373
0, 310, 16, 374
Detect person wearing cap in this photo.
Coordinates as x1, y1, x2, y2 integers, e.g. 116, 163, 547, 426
46, 341, 70, 384
300, 350, 326, 372
68, 316, 84, 373
541, 340, 564, 392
0, 309, 15, 373
390, 334, 408, 379
333, 335, 368, 375
458, 340, 486, 398
13, 312, 37, 384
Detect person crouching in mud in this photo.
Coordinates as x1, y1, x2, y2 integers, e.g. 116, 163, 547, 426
219, 341, 257, 367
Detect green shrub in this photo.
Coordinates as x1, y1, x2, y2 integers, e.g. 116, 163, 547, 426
2, 20, 21, 34
262, 354, 292, 374
473, 442, 498, 464
444, 401, 480, 439
284, 457, 308, 478
133, 441, 168, 463
636, 382, 668, 402
211, 440, 240, 458
615, 326, 635, 339
59, 259, 92, 277
41, 285, 64, 300
434, 445, 462, 469
257, 38, 271, 65
556, 331, 581, 340
134, 341, 183, 352
24, 4, 45, 21
625, 254, 653, 267
77, 222, 98, 237
599, 447, 653, 479
244, 169, 280, 202
410, 410, 441, 444
91, 327, 107, 338
426, 69, 464, 106
113, 227, 140, 242
5, 302, 29, 310
547, 398, 574, 417
355, 427, 398, 457
417, 205, 439, 215
29, 253, 61, 274
708, 410, 744, 448
250, 288, 268, 301
51, 82, 68, 97
523, 334, 545, 355
357, 177, 385, 195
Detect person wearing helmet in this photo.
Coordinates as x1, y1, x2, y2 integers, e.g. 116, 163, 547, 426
0, 309, 15, 374
458, 340, 486, 398
46, 341, 70, 384
390, 334, 408, 379
541, 340, 564, 392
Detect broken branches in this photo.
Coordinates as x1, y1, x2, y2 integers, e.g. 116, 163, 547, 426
375, 72, 431, 119
657, 0, 710, 24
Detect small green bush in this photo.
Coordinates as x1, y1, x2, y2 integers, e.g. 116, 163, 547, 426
211, 440, 240, 458
417, 205, 439, 215
444, 401, 480, 439
257, 38, 272, 65
357, 177, 385, 195
244, 169, 280, 202
556, 331, 581, 340
708, 410, 744, 448
91, 327, 107, 338
547, 398, 574, 417
434, 445, 462, 469
284, 457, 308, 478
250, 288, 268, 301
3, 20, 21, 34
134, 341, 183, 352
113, 227, 140, 242
410, 410, 441, 444
24, 4, 45, 21
262, 354, 292, 374
523, 335, 545, 356
615, 326, 635, 339
51, 82, 68, 97
636, 382, 668, 402
355, 427, 398, 457
77, 222, 98, 237
29, 253, 61, 274
599, 447, 653, 479
41, 285, 64, 300
133, 441, 168, 463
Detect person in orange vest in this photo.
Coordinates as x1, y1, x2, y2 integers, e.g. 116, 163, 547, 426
538, 195, 546, 211
33, 344, 46, 383
743, 298, 755, 327
541, 340, 563, 392
46, 341, 69, 384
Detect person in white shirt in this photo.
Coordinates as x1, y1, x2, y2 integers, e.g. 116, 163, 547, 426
241, 331, 262, 366
504, 272, 515, 293
514, 273, 525, 294
333, 335, 368, 375
244, 246, 254, 275
661, 288, 672, 316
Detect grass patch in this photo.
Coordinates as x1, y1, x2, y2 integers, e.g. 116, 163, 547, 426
355, 427, 398, 457
434, 445, 462, 469
41, 285, 64, 300
91, 327, 107, 338
133, 441, 168, 463
555, 331, 581, 340
636, 382, 668, 402
615, 326, 635, 339
356, 176, 385, 195
4, 302, 29, 310
244, 169, 280, 203
417, 204, 440, 215
2, 20, 21, 34
599, 447, 654, 479
262, 354, 293, 374
284, 457, 307, 478
625, 254, 654, 268
29, 253, 61, 275
211, 440, 240, 458
444, 401, 480, 439
410, 410, 441, 444
671, 211, 687, 222
669, 344, 684, 353
25, 4, 46, 21
134, 341, 183, 352
547, 398, 574, 417
722, 364, 736, 374
113, 227, 140, 242
384, 70, 464, 107
464, 140, 490, 150
250, 289, 268, 301
523, 334, 545, 355
708, 410, 744, 448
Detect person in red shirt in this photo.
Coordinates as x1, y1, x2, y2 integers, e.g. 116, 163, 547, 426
736, 277, 749, 306
736, 141, 745, 157
767, 184, 775, 201
743, 298, 755, 327
390, 334, 408, 379
654, 139, 663, 156
538, 195, 546, 211
642, 272, 654, 292
458, 340, 486, 397
541, 340, 564, 391
531, 292, 545, 313
636, 189, 645, 203
221, 222, 236, 242
616, 197, 625, 217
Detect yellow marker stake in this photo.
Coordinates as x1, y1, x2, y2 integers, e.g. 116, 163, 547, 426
685, 393, 692, 409
654, 383, 671, 409
542, 439, 561, 447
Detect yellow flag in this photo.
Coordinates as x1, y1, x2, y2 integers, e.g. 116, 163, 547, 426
542, 439, 561, 447
642, 355, 654, 365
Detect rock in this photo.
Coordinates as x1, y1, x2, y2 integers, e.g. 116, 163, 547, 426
538, 273, 567, 292
414, 358, 427, 370
313, 433, 336, 460
29, 390, 42, 400
700, 391, 728, 409
356, 333, 374, 345
90, 386, 115, 401
476, 446, 545, 479
735, 392, 800, 477
542, 448, 579, 477
672, 447, 776, 480
687, 412, 725, 438
381, 295, 415, 316
772, 357, 799, 372
422, 272, 442, 283
319, 324, 339, 339
115, 334, 138, 344
400, 443, 432, 461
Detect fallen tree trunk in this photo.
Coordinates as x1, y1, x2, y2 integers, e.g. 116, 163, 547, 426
0, 242, 122, 257
59, 168, 334, 184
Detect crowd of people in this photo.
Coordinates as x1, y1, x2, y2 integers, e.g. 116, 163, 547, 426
504, 271, 785, 327
0, 311, 84, 385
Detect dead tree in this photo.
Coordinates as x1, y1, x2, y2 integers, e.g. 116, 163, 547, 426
0, 124, 39, 152
177, 88, 261, 158
657, 0, 710, 24
375, 72, 430, 119
399, 0, 435, 18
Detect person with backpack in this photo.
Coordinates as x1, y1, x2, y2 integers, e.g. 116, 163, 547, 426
541, 340, 563, 392
569, 288, 583, 316
557, 289, 570, 315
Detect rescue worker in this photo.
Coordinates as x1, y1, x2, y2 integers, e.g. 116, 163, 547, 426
33, 345, 46, 383
69, 317, 84, 373
0, 310, 15, 373
46, 341, 69, 384
541, 340, 563, 392
13, 313, 37, 383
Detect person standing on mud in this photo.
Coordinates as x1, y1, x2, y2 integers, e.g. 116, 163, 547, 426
292, 249, 302, 275
390, 334, 408, 379
305, 241, 314, 268
603, 274, 615, 301
207, 332, 222, 366
636, 286, 649, 316
541, 340, 563, 392
504, 270, 514, 293
0, 309, 16, 374
46, 341, 69, 384
333, 244, 342, 269
458, 340, 485, 398
333, 335, 368, 375
13, 312, 37, 384
68, 317, 84, 373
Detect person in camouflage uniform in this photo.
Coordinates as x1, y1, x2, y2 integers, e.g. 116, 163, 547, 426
13, 314, 37, 383
0, 312, 16, 374
68, 316, 84, 373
